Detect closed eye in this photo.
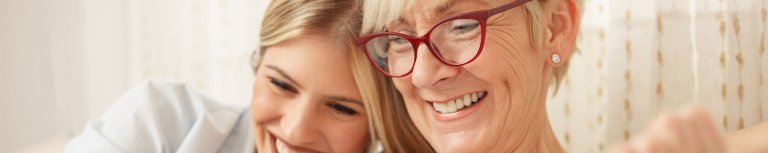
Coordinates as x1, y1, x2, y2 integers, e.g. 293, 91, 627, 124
326, 103, 359, 116
451, 21, 480, 34
269, 77, 298, 93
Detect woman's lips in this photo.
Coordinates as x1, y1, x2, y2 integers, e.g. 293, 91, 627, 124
267, 131, 277, 153
428, 91, 487, 121
432, 91, 486, 114
268, 131, 322, 153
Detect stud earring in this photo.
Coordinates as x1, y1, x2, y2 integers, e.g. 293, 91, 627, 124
551, 53, 561, 64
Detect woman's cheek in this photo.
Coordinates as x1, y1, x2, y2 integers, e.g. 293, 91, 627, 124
326, 119, 370, 153
251, 85, 281, 122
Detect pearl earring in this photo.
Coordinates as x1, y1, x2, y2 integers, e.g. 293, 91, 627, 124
551, 53, 561, 64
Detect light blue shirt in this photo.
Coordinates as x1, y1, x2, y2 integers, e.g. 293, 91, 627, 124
63, 81, 254, 153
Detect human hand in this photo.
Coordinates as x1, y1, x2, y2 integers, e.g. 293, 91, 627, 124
609, 106, 727, 153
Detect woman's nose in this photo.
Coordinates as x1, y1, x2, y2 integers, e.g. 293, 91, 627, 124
411, 44, 460, 88
281, 98, 321, 145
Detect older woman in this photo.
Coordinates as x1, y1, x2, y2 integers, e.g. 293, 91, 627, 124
355, 0, 758, 152
357, 0, 582, 152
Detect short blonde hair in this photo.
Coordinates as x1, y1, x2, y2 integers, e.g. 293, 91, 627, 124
358, 0, 584, 151
362, 0, 583, 90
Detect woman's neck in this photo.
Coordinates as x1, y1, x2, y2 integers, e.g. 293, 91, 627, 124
530, 79, 566, 153
507, 109, 565, 153
536, 116, 566, 153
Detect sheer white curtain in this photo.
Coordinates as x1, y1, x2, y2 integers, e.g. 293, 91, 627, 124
547, 0, 768, 152
1, 0, 269, 151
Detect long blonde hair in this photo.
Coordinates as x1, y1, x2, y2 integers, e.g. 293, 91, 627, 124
350, 32, 436, 153
257, 0, 360, 63
256, 0, 429, 152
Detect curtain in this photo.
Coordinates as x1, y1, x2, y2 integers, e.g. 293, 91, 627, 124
547, 0, 768, 152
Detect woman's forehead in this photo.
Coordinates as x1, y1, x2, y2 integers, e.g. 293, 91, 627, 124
390, 0, 491, 27
411, 0, 491, 14
368, 0, 494, 33
413, 0, 457, 14
398, 0, 455, 24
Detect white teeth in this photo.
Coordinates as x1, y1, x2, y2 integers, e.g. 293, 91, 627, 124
433, 102, 446, 113
456, 99, 465, 109
276, 139, 287, 153
433, 91, 487, 114
463, 95, 471, 104
446, 100, 457, 113
465, 94, 473, 106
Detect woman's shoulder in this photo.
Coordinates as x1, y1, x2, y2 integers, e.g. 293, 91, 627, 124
98, 80, 247, 127
115, 80, 229, 110
63, 80, 253, 153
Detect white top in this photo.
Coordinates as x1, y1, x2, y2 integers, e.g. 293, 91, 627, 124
63, 81, 254, 153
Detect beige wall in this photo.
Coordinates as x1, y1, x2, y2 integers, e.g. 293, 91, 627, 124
1, 0, 58, 151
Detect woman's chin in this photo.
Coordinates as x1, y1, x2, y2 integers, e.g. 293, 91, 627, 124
430, 133, 491, 153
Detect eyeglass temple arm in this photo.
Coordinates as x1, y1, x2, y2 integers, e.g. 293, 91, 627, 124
487, 0, 532, 16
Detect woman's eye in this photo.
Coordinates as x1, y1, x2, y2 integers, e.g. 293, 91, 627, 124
327, 103, 358, 116
387, 36, 411, 53
388, 36, 408, 45
269, 77, 297, 93
451, 21, 480, 34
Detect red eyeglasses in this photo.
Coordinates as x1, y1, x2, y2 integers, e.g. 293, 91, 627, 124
355, 0, 533, 77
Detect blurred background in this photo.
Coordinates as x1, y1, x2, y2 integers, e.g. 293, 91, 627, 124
0, 0, 766, 152
1, 0, 268, 152
548, 0, 768, 152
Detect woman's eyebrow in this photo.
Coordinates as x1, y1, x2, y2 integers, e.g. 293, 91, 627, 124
431, 0, 458, 15
393, 0, 457, 27
327, 95, 364, 106
265, 64, 302, 88
429, 0, 490, 16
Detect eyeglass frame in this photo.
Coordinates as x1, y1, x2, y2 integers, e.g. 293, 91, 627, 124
354, 0, 533, 78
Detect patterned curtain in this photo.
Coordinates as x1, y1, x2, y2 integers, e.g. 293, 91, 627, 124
546, 0, 768, 152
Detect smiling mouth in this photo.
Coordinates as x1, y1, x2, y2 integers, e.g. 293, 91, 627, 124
431, 91, 487, 114
269, 132, 320, 153
275, 138, 289, 153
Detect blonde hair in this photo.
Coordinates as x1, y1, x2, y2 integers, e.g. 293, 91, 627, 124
257, 0, 360, 63
358, 0, 585, 151
256, 0, 429, 152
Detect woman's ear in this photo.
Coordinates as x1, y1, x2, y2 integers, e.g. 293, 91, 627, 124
545, 0, 580, 67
